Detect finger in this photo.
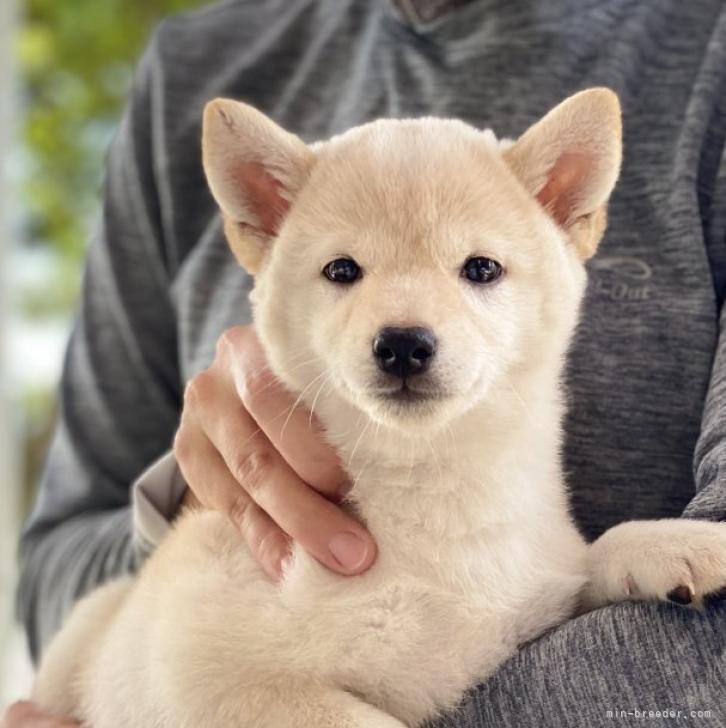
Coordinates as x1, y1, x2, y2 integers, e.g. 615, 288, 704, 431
3, 701, 79, 728
3, 701, 36, 726
216, 439, 374, 575
192, 374, 375, 575
175, 421, 291, 579
175, 410, 243, 512
220, 326, 348, 499
180, 486, 202, 510
2, 701, 32, 721
231, 496, 292, 580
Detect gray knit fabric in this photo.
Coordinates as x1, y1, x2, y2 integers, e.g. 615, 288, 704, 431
18, 0, 726, 724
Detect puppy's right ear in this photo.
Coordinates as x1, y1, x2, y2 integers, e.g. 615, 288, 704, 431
202, 99, 315, 273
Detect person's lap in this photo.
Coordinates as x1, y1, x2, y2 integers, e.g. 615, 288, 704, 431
430, 602, 726, 727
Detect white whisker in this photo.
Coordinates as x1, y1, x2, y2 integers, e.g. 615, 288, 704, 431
347, 418, 372, 469
308, 373, 333, 427
278, 371, 327, 443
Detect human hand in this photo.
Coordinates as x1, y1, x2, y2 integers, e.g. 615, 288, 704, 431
1, 702, 79, 728
174, 325, 376, 579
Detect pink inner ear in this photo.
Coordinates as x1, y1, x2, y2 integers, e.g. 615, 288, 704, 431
536, 152, 591, 227
232, 161, 290, 237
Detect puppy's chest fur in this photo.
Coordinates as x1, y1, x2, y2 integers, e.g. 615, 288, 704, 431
72, 383, 585, 728
274, 463, 585, 724
31, 387, 589, 728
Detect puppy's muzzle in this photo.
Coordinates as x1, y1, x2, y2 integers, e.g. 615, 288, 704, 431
372, 327, 437, 379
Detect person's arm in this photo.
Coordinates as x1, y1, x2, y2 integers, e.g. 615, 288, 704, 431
685, 85, 726, 520
430, 597, 726, 728
17, 37, 182, 662
686, 293, 726, 522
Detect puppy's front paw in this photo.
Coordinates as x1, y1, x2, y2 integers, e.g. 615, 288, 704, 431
583, 519, 726, 610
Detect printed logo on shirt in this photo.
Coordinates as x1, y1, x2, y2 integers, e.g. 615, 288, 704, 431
589, 256, 652, 302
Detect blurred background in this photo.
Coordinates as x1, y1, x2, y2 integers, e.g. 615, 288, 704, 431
0, 0, 206, 706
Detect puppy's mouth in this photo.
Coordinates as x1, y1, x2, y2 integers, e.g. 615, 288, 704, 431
373, 381, 444, 404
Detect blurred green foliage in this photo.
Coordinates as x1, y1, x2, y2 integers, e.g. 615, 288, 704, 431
14, 0, 206, 505
17, 0, 205, 316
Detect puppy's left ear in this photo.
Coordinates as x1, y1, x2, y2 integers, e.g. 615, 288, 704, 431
503, 88, 622, 260
202, 99, 315, 273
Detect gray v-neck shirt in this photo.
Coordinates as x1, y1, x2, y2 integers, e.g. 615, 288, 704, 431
19, 0, 726, 660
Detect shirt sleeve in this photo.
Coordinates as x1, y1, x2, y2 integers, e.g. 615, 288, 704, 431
430, 600, 725, 727
17, 35, 183, 662
686, 152, 726, 524
132, 451, 187, 558
686, 297, 726, 522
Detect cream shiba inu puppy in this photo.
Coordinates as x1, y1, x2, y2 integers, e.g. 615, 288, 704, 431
33, 89, 726, 728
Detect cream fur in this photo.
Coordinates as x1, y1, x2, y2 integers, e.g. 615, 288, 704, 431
33, 89, 726, 728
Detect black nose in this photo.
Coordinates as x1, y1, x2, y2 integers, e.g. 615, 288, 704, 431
372, 327, 437, 379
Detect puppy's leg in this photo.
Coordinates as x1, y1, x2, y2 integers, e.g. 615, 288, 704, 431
276, 688, 408, 728
205, 685, 408, 728
33, 579, 133, 720
581, 519, 726, 611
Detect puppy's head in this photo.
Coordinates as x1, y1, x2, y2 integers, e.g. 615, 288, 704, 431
202, 89, 621, 434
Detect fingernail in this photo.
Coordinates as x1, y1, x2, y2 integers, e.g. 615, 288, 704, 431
328, 532, 369, 571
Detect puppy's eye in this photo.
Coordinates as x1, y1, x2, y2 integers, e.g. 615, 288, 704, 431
323, 258, 361, 284
462, 257, 503, 284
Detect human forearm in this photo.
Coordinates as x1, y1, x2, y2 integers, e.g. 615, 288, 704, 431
687, 301, 726, 522
18, 507, 137, 663
431, 601, 726, 728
